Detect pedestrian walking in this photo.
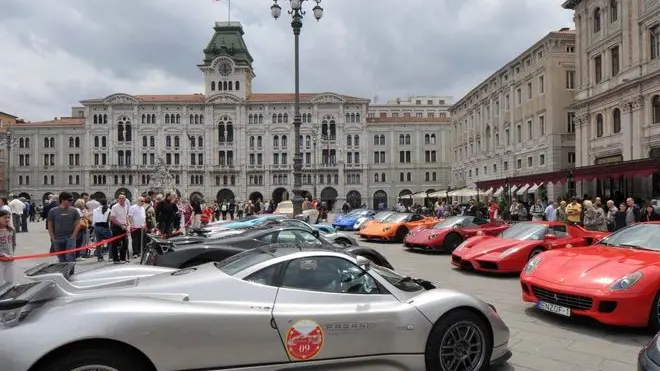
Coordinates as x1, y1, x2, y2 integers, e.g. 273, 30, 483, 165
109, 193, 130, 264
92, 199, 112, 262
47, 192, 81, 263
128, 197, 146, 258
8, 195, 24, 233
0, 209, 16, 285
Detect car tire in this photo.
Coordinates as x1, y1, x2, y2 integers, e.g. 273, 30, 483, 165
395, 227, 409, 242
40, 347, 152, 371
425, 309, 492, 371
528, 247, 545, 261
649, 291, 660, 332
444, 233, 463, 252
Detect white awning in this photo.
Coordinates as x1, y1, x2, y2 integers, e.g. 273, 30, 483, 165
510, 185, 519, 193
449, 188, 479, 197
493, 186, 504, 197
481, 187, 494, 197
528, 183, 544, 194
412, 192, 428, 199
428, 190, 447, 198
516, 183, 531, 195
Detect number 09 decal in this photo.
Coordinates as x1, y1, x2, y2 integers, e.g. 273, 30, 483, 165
285, 319, 325, 360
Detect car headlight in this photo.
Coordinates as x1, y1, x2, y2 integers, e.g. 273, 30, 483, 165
454, 241, 469, 252
499, 247, 520, 258
524, 255, 542, 274
609, 271, 643, 291
428, 234, 438, 240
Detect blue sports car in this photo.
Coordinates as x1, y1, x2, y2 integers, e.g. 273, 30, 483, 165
332, 209, 376, 230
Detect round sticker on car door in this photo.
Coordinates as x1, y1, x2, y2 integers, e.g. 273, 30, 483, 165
286, 319, 324, 360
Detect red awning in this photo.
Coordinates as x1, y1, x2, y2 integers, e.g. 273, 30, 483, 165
475, 170, 568, 191
572, 158, 660, 182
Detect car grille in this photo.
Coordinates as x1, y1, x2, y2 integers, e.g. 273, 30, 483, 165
531, 285, 593, 310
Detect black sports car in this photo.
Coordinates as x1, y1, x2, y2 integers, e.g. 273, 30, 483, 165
142, 226, 393, 269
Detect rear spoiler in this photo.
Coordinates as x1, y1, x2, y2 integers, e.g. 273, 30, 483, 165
24, 262, 76, 280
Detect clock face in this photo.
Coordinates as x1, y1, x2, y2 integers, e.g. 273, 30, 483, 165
218, 61, 233, 76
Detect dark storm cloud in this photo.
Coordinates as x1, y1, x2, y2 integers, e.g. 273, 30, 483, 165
0, 0, 573, 120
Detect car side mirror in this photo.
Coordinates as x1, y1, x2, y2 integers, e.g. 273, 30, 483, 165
544, 234, 558, 240
356, 255, 371, 271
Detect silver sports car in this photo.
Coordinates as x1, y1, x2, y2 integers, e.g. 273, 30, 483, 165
0, 247, 511, 371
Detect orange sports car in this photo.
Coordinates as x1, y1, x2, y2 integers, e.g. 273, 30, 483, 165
359, 212, 438, 242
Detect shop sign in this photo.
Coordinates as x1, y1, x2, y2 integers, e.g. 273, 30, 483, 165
595, 155, 623, 165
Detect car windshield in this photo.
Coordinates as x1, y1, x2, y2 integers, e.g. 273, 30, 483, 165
349, 209, 370, 217
499, 223, 546, 240
383, 213, 410, 223
214, 248, 279, 276
369, 265, 423, 292
433, 216, 470, 229
597, 223, 660, 251
373, 212, 394, 221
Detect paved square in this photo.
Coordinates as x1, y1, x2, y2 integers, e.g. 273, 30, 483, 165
10, 221, 650, 370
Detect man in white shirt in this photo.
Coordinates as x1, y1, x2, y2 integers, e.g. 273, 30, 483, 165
8, 195, 24, 233
128, 197, 146, 258
110, 194, 130, 263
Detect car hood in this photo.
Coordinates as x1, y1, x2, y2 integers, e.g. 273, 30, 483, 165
458, 237, 530, 257
530, 246, 660, 289
405, 228, 448, 241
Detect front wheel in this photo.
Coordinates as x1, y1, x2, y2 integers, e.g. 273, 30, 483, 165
425, 310, 492, 371
39, 347, 151, 371
395, 227, 409, 242
528, 247, 545, 261
444, 233, 463, 252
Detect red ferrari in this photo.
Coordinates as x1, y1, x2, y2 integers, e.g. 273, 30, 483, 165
452, 221, 608, 273
403, 216, 508, 252
521, 222, 660, 329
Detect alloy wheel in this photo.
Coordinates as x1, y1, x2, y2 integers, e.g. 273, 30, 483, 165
439, 321, 486, 371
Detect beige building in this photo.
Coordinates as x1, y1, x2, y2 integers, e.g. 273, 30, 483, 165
450, 29, 578, 201
562, 0, 660, 199
368, 95, 452, 119
7, 22, 453, 208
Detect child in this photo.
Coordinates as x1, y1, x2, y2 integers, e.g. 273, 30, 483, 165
0, 209, 16, 285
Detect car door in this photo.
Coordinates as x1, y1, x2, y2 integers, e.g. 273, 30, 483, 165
548, 224, 589, 249
271, 256, 428, 363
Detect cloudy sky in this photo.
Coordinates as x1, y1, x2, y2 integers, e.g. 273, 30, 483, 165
1, 0, 573, 121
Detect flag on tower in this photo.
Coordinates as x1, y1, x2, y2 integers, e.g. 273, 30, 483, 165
215, 0, 231, 23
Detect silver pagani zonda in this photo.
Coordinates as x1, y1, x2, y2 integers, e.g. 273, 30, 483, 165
0, 246, 511, 371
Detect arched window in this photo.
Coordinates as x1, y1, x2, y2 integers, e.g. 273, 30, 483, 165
94, 136, 99, 147
150, 136, 155, 147
218, 122, 225, 142
593, 8, 601, 33
198, 136, 203, 147
374, 173, 379, 182
609, 0, 618, 22
283, 114, 288, 123
379, 134, 385, 145
612, 108, 621, 133
257, 136, 263, 148
190, 136, 196, 147
211, 81, 216, 90
430, 134, 436, 144
174, 136, 180, 147
125, 122, 132, 141
250, 136, 255, 148
432, 172, 437, 181
166, 135, 172, 147
425, 172, 430, 181
277, 114, 283, 123
305, 135, 311, 147
399, 134, 404, 145
235, 81, 240, 90
117, 122, 124, 141
102, 136, 106, 147
142, 136, 147, 147
93, 115, 98, 124
405, 134, 411, 145
69, 137, 74, 148
595, 114, 604, 137
175, 114, 180, 123
272, 114, 277, 123
165, 115, 170, 124
653, 95, 660, 124
354, 135, 359, 146
281, 135, 287, 148
75, 137, 80, 147
273, 135, 279, 147
346, 135, 352, 146
226, 123, 234, 142
373, 135, 379, 145
424, 134, 430, 144
381, 173, 385, 182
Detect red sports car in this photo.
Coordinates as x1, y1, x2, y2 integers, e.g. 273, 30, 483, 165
520, 222, 660, 329
403, 215, 509, 252
452, 221, 608, 273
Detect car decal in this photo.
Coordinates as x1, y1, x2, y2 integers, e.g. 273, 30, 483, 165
286, 319, 325, 360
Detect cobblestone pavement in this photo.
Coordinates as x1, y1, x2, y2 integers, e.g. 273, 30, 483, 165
12, 220, 649, 370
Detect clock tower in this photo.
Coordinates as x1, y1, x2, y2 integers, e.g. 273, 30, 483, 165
198, 21, 255, 100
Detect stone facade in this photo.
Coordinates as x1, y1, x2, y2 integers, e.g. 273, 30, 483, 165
563, 0, 660, 197
450, 29, 578, 201
8, 22, 452, 208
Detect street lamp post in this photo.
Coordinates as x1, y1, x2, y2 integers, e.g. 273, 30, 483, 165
311, 126, 319, 199
271, 0, 324, 217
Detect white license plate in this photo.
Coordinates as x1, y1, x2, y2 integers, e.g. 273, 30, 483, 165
538, 301, 571, 317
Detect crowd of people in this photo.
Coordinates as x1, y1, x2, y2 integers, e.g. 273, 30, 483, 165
424, 194, 657, 233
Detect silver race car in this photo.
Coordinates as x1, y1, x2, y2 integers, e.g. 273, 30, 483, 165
0, 247, 511, 371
